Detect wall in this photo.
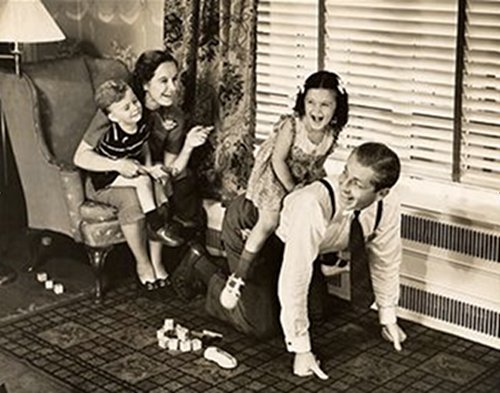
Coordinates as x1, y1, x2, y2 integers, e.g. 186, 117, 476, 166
38, 0, 165, 69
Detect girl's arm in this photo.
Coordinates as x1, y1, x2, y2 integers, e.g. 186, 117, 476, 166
165, 125, 213, 177
271, 120, 295, 192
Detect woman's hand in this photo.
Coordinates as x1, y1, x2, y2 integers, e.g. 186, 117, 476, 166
116, 159, 144, 178
161, 118, 178, 131
185, 126, 213, 149
144, 164, 170, 183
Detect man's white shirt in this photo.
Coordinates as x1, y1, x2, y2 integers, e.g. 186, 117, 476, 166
276, 175, 402, 353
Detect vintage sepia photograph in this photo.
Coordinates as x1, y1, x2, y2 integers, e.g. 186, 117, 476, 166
0, 0, 499, 392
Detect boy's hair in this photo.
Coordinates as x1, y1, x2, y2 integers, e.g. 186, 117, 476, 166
95, 79, 130, 114
353, 142, 401, 191
132, 50, 178, 102
293, 70, 349, 132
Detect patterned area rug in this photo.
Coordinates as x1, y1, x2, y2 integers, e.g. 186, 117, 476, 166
0, 283, 499, 393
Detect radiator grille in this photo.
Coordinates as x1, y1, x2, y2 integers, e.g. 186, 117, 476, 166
401, 214, 500, 263
400, 285, 500, 338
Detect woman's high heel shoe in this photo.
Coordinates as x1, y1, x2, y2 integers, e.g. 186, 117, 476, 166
155, 276, 171, 289
136, 277, 156, 292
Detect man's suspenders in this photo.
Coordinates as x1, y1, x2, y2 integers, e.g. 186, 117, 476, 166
317, 178, 383, 232
318, 178, 336, 219
374, 198, 383, 232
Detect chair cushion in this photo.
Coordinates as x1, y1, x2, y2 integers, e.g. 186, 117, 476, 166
85, 57, 130, 91
80, 200, 118, 223
23, 57, 97, 167
80, 220, 125, 248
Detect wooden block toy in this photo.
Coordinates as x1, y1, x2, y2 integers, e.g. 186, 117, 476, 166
180, 340, 191, 352
157, 328, 167, 341
175, 325, 189, 341
191, 338, 202, 351
167, 338, 179, 351
158, 336, 168, 349
163, 318, 174, 331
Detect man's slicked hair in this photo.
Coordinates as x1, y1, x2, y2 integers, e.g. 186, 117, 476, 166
352, 142, 401, 191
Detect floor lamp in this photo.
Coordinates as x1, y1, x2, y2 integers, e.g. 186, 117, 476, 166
0, 0, 66, 76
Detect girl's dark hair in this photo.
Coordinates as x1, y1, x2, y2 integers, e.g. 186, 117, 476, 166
131, 50, 178, 103
293, 70, 349, 132
353, 142, 401, 191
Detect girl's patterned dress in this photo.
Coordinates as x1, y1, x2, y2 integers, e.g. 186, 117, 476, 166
246, 114, 338, 211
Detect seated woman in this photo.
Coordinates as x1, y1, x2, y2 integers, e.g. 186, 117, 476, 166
131, 50, 213, 228
74, 50, 212, 289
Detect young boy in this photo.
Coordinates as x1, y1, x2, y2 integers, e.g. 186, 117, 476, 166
90, 79, 183, 248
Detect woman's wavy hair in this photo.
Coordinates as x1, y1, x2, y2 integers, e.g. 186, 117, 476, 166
293, 70, 348, 132
131, 50, 178, 103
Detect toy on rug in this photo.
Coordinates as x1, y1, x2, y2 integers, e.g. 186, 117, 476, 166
36, 272, 65, 295
156, 318, 238, 369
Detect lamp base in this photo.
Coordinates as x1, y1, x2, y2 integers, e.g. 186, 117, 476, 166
0, 42, 22, 76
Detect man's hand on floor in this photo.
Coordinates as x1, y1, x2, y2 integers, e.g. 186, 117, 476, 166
382, 323, 407, 351
293, 351, 329, 380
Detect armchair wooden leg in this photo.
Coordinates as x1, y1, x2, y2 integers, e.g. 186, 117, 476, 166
85, 246, 112, 303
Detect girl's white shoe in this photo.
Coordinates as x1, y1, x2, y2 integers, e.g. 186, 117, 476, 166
219, 274, 245, 310
203, 346, 238, 369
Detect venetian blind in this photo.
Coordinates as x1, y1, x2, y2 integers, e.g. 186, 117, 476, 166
461, 0, 500, 190
256, 0, 319, 141
325, 0, 458, 181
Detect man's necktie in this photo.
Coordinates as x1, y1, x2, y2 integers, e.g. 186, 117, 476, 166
349, 211, 375, 308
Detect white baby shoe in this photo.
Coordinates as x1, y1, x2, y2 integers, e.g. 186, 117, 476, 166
203, 346, 237, 369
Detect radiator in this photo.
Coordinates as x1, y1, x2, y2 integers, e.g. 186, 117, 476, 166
398, 209, 500, 349
331, 208, 500, 349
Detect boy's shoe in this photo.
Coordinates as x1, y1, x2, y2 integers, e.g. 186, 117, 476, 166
219, 274, 245, 310
148, 223, 184, 247
203, 346, 237, 369
171, 242, 205, 301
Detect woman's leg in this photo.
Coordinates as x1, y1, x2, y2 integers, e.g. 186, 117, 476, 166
111, 175, 156, 213
121, 220, 156, 284
149, 240, 168, 281
111, 177, 182, 247
92, 186, 156, 284
170, 169, 203, 226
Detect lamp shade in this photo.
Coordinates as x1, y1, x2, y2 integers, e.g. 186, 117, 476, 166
0, 0, 65, 43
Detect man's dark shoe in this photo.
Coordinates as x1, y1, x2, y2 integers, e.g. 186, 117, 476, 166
0, 263, 17, 286
148, 222, 185, 248
171, 242, 206, 301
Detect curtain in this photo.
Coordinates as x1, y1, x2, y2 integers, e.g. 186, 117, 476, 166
164, 0, 257, 202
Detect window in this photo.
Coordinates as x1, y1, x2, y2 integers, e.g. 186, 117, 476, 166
256, 0, 500, 191
256, 0, 319, 140
461, 0, 500, 189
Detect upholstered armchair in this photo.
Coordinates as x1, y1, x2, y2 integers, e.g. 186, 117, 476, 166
0, 55, 130, 301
